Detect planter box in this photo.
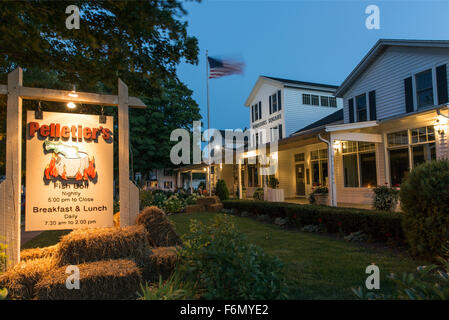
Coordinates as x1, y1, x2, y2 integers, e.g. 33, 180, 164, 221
314, 193, 329, 205
264, 188, 285, 202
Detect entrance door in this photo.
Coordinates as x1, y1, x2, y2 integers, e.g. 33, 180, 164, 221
296, 163, 305, 196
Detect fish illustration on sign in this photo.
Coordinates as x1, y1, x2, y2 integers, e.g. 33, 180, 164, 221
43, 141, 96, 181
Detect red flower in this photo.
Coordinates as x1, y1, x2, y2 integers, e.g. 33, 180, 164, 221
337, 221, 342, 227
318, 218, 322, 224
385, 232, 392, 238
293, 214, 297, 219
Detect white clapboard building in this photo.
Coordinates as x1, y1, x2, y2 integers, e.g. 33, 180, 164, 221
244, 76, 343, 145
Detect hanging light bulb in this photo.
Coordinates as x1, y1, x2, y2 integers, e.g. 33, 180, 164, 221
67, 102, 76, 109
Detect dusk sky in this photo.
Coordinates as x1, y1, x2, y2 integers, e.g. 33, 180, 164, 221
176, 0, 449, 132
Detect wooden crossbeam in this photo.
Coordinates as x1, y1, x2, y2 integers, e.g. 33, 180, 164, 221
0, 84, 146, 109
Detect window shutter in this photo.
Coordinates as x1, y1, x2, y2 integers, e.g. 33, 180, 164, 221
437, 64, 448, 104
277, 90, 282, 110
368, 90, 377, 120
258, 102, 262, 118
251, 105, 254, 122
404, 77, 414, 113
279, 124, 283, 139
269, 96, 272, 114
348, 98, 354, 123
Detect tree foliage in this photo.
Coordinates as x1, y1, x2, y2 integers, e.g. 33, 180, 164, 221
0, 0, 201, 175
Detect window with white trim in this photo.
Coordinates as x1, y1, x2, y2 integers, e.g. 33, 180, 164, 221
415, 69, 434, 109
310, 149, 328, 187
342, 141, 377, 188
387, 126, 436, 186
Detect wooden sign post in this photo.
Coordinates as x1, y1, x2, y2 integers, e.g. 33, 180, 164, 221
0, 67, 146, 268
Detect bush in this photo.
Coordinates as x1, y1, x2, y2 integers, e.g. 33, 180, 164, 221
223, 200, 404, 243
308, 186, 328, 204
176, 215, 286, 299
373, 186, 399, 211
253, 187, 264, 201
353, 243, 449, 300
140, 189, 153, 210
215, 179, 229, 201
0, 239, 7, 272
268, 176, 279, 189
400, 160, 449, 260
163, 194, 184, 213
139, 273, 196, 300
136, 206, 183, 247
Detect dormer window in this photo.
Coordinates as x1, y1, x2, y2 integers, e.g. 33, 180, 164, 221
356, 93, 367, 122
415, 69, 434, 109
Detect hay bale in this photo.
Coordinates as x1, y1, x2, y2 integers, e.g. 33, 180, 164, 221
205, 203, 223, 212
185, 204, 205, 213
136, 206, 182, 247
21, 245, 58, 262
35, 259, 142, 300
144, 247, 178, 281
54, 225, 151, 267
113, 212, 120, 227
197, 196, 220, 206
0, 257, 55, 300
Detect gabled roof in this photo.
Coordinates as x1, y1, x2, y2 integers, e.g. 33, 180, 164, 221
292, 109, 343, 135
262, 76, 338, 89
244, 75, 339, 106
336, 39, 449, 97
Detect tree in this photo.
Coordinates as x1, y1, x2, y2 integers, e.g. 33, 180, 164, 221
0, 1, 202, 176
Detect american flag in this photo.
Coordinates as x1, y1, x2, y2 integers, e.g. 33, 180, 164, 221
208, 56, 244, 79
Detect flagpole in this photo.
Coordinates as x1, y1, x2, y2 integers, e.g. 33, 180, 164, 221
206, 50, 211, 196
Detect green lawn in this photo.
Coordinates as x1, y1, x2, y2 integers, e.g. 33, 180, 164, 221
22, 230, 70, 249
169, 212, 428, 300
22, 212, 428, 299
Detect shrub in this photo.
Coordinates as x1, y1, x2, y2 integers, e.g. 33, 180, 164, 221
163, 194, 184, 213
136, 206, 183, 247
400, 160, 449, 260
54, 225, 151, 267
140, 189, 153, 210
253, 187, 264, 201
215, 179, 229, 201
35, 259, 142, 300
353, 243, 449, 300
268, 176, 279, 189
139, 273, 196, 300
0, 288, 7, 300
373, 186, 399, 211
176, 215, 286, 299
223, 200, 404, 243
0, 239, 7, 272
308, 186, 328, 204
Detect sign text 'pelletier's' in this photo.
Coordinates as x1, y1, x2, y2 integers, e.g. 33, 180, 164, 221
28, 122, 112, 142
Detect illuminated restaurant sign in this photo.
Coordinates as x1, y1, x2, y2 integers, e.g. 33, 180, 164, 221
25, 111, 114, 231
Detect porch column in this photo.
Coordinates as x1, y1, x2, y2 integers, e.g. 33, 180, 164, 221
1, 67, 23, 267
238, 159, 242, 199
329, 134, 337, 207
177, 171, 181, 189
190, 171, 193, 194
118, 78, 131, 226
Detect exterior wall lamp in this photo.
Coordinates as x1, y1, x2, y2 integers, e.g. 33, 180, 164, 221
333, 140, 341, 153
